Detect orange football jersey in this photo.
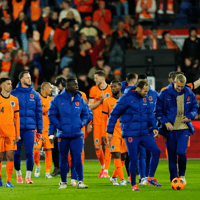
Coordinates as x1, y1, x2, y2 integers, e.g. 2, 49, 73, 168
0, 94, 20, 137
102, 96, 121, 137
89, 85, 112, 125
40, 94, 53, 136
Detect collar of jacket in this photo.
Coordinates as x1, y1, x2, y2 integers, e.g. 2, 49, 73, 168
61, 88, 81, 101
167, 82, 187, 98
16, 82, 33, 93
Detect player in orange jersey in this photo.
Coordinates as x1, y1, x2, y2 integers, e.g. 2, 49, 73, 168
88, 70, 112, 177
102, 80, 127, 186
0, 78, 20, 187
33, 82, 54, 179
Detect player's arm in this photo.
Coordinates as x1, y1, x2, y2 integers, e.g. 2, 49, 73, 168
35, 93, 43, 134
88, 98, 103, 110
193, 78, 200, 89
80, 99, 91, 128
14, 99, 20, 142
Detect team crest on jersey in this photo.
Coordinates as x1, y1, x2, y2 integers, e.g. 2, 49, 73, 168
105, 93, 110, 98
143, 98, 146, 103
111, 145, 115, 150
30, 94, 34, 99
58, 138, 61, 142
148, 96, 153, 101
95, 139, 99, 143
128, 137, 133, 143
75, 101, 79, 106
10, 101, 15, 108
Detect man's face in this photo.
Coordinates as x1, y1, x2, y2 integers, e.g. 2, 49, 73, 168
138, 85, 149, 97
174, 81, 185, 93
1, 80, 12, 93
151, 29, 157, 38
99, 2, 105, 9
97, 59, 104, 68
190, 30, 197, 37
111, 82, 121, 96
94, 74, 103, 85
57, 83, 64, 91
67, 79, 79, 94
21, 73, 31, 87
44, 83, 53, 96
85, 20, 92, 26
128, 78, 137, 86
118, 22, 124, 30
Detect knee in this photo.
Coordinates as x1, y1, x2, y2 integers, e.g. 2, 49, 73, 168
6, 155, 13, 161
177, 150, 186, 158
95, 145, 101, 150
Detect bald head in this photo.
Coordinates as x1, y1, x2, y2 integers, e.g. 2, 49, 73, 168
41, 82, 53, 96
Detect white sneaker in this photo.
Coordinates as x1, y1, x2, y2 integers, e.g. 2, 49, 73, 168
77, 181, 88, 189
119, 179, 126, 186
59, 182, 67, 189
34, 166, 41, 178
70, 179, 77, 186
139, 178, 147, 185
45, 173, 53, 179
110, 177, 119, 186
179, 176, 187, 185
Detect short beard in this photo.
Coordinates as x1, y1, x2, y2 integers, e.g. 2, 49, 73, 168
112, 91, 119, 97
24, 82, 31, 87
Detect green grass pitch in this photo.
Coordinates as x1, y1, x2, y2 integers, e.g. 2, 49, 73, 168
0, 160, 200, 200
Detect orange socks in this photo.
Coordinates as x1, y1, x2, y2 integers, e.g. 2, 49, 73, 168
82, 149, 85, 166
68, 152, 72, 169
95, 149, 105, 166
104, 146, 111, 170
112, 158, 124, 180
33, 150, 40, 167
6, 161, 14, 182
45, 151, 52, 174
121, 160, 125, 167
0, 162, 2, 179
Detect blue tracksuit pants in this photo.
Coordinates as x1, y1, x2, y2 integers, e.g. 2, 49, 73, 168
166, 129, 190, 181
125, 134, 161, 186
14, 130, 35, 171
58, 136, 83, 183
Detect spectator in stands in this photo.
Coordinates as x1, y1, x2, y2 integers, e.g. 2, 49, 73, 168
12, 0, 28, 20
13, 48, 23, 63
53, 18, 70, 61
15, 11, 33, 53
42, 41, 57, 81
60, 66, 71, 79
60, 37, 76, 58
101, 35, 112, 64
113, 69, 122, 81
160, 31, 179, 50
129, 18, 144, 49
74, 0, 94, 19
74, 33, 87, 53
136, 0, 157, 22
0, 0, 12, 19
0, 14, 15, 38
143, 26, 160, 50
49, 10, 59, 30
60, 48, 74, 70
88, 56, 104, 79
79, 16, 98, 42
157, 0, 179, 23
103, 64, 112, 84
92, 21, 103, 39
59, 0, 82, 24
31, 66, 44, 91
66, 11, 79, 30
30, 0, 42, 30
73, 41, 92, 75
0, 51, 12, 78
182, 27, 200, 69
116, 0, 129, 19
93, 1, 112, 36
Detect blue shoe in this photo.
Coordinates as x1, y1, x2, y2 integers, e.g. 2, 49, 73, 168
5, 182, 14, 187
147, 178, 162, 187
0, 178, 3, 187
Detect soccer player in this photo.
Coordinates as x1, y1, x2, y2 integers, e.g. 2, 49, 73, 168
33, 82, 54, 179
88, 70, 112, 178
0, 78, 20, 187
107, 80, 161, 191
11, 71, 43, 184
48, 76, 91, 189
155, 74, 199, 184
102, 80, 127, 186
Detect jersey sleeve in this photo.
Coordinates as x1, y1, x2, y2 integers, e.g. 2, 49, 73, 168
14, 98, 20, 136
81, 91, 88, 103
102, 99, 109, 137
187, 83, 194, 91
89, 86, 96, 99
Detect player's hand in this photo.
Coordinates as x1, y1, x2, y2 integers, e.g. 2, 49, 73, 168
49, 135, 54, 145
153, 130, 159, 138
165, 122, 173, 131
16, 135, 21, 142
182, 116, 189, 123
100, 91, 105, 102
107, 133, 113, 140
87, 124, 92, 134
102, 136, 107, 144
35, 133, 42, 144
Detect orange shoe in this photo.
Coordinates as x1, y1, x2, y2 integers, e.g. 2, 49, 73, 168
17, 175, 23, 183
25, 177, 34, 184
132, 184, 140, 191
102, 170, 110, 178
98, 169, 104, 178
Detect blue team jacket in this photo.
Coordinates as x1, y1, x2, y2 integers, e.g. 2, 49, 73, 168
155, 83, 199, 135
11, 82, 43, 133
48, 89, 91, 138
107, 89, 158, 137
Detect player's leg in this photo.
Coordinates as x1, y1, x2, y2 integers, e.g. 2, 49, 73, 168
124, 136, 140, 191
137, 144, 147, 185
0, 139, 4, 187
5, 150, 14, 187
51, 136, 60, 176
58, 137, 70, 188
23, 130, 35, 184
165, 131, 178, 181
103, 138, 111, 178
140, 134, 161, 187
93, 125, 105, 177
177, 129, 190, 184
14, 131, 24, 183
70, 150, 77, 186
145, 149, 151, 180
33, 140, 42, 178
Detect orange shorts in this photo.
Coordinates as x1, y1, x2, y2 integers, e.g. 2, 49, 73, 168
0, 136, 17, 152
34, 133, 54, 149
93, 125, 102, 146
110, 135, 128, 154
